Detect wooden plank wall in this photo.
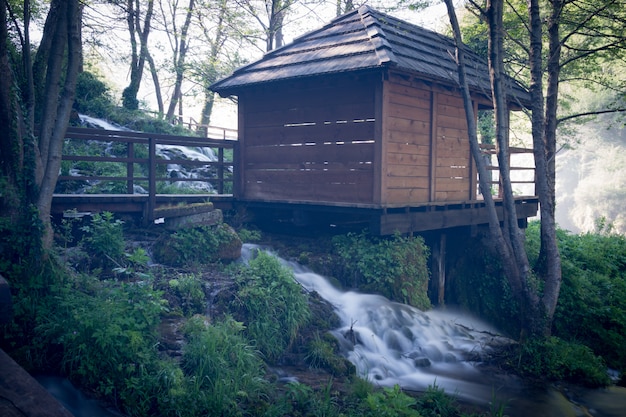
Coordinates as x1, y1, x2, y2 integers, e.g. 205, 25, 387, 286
434, 92, 471, 201
240, 77, 376, 204
383, 78, 432, 204
383, 74, 471, 205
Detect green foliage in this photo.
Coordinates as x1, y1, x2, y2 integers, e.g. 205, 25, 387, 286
232, 250, 310, 362
36, 274, 167, 410
237, 227, 262, 242
365, 385, 422, 417
304, 332, 352, 376
533, 223, 626, 371
74, 71, 115, 118
415, 382, 460, 417
446, 234, 521, 336
152, 223, 241, 267
180, 315, 268, 417
333, 232, 431, 310
168, 273, 205, 316
80, 212, 125, 268
512, 337, 610, 387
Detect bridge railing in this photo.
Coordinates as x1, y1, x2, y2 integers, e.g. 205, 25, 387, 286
57, 127, 237, 216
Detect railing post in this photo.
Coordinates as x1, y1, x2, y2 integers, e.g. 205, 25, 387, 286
148, 137, 156, 223
127, 142, 134, 194
217, 147, 225, 194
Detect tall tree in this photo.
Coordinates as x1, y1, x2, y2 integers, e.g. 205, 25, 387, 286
444, 0, 542, 336
161, 0, 196, 122
121, 0, 155, 110
194, 0, 247, 125
336, 0, 354, 15
0, 0, 83, 251
236, 0, 298, 51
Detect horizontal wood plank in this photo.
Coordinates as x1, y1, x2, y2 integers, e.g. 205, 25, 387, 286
246, 120, 375, 146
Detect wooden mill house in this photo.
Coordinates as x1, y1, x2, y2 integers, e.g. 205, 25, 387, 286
211, 5, 538, 237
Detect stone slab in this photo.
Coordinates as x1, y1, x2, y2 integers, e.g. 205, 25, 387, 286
0, 349, 74, 417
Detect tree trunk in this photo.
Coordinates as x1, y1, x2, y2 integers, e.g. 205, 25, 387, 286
0, 3, 22, 204
528, 0, 563, 335
36, 0, 83, 249
444, 0, 525, 306
146, 50, 163, 115
123, 0, 154, 110
166, 0, 195, 122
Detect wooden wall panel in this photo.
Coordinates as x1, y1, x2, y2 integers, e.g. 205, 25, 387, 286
382, 79, 432, 205
434, 91, 471, 202
241, 76, 376, 204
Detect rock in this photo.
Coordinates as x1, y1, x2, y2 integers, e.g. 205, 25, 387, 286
0, 349, 74, 417
413, 357, 432, 367
216, 224, 242, 261
152, 223, 242, 266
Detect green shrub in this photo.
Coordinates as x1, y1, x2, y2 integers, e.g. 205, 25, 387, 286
180, 315, 268, 417
513, 337, 610, 387
365, 385, 422, 417
168, 273, 205, 316
232, 250, 310, 362
36, 275, 167, 410
333, 232, 431, 310
415, 382, 460, 417
305, 332, 352, 376
74, 71, 115, 118
526, 222, 626, 371
80, 211, 125, 269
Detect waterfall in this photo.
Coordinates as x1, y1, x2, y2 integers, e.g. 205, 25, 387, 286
242, 244, 515, 403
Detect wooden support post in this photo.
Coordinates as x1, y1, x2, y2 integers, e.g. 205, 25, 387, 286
431, 232, 447, 306
218, 147, 225, 194
127, 142, 134, 194
148, 137, 156, 225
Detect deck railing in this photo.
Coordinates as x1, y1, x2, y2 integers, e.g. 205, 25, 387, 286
478, 144, 536, 198
57, 127, 237, 217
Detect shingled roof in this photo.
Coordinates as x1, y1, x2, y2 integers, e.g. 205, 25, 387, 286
211, 5, 530, 105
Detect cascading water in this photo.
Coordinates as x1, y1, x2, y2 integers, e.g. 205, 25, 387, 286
243, 245, 626, 416
243, 244, 515, 404
76, 115, 220, 193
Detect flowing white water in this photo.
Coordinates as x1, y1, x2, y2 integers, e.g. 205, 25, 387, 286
242, 244, 516, 403
76, 114, 219, 193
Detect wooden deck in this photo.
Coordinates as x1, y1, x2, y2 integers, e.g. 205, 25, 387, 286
238, 196, 539, 235
53, 127, 538, 234
53, 127, 235, 224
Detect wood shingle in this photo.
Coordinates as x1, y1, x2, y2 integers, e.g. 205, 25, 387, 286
211, 5, 530, 106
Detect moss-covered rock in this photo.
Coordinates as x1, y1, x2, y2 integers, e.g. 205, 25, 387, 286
152, 223, 242, 267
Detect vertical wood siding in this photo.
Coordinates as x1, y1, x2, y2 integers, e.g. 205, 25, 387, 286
382, 74, 472, 205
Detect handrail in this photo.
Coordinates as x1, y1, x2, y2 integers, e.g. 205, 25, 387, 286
58, 127, 237, 221
478, 143, 535, 198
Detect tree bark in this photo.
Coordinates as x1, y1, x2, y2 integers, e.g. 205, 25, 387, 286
166, 0, 195, 122
529, 0, 563, 335
36, 0, 83, 249
443, 0, 525, 305
123, 0, 154, 110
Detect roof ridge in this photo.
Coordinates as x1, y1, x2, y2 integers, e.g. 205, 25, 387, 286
357, 5, 396, 66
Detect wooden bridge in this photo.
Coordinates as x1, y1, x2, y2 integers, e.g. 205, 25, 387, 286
52, 126, 538, 235
52, 127, 237, 225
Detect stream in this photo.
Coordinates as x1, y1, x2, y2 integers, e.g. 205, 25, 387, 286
243, 244, 626, 417
36, 244, 626, 417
